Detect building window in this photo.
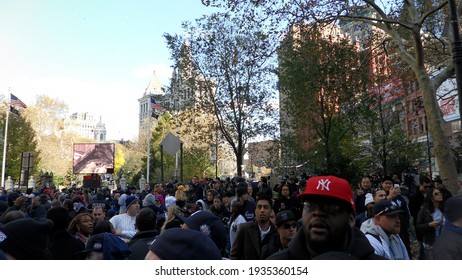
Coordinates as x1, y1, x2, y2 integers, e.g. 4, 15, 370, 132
452, 120, 461, 133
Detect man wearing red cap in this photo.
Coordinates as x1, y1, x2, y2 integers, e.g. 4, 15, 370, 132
267, 176, 385, 260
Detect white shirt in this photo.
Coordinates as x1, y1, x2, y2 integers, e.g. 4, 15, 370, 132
109, 213, 137, 239
229, 214, 246, 249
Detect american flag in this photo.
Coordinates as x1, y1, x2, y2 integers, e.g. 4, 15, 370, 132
150, 97, 165, 111
10, 93, 27, 108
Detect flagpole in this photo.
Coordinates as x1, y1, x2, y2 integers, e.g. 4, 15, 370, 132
1, 93, 10, 188
147, 98, 152, 183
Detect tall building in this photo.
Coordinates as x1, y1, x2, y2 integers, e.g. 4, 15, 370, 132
137, 65, 205, 141
93, 116, 107, 143
278, 6, 462, 178
138, 71, 166, 140
166, 41, 209, 112
138, 55, 237, 176
65, 112, 106, 141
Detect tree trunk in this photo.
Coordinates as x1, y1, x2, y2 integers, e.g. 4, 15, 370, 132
419, 73, 461, 195
236, 149, 243, 176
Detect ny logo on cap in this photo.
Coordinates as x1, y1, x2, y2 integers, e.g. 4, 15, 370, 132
317, 179, 331, 191
199, 224, 211, 236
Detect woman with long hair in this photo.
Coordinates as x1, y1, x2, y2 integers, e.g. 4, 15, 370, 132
273, 184, 296, 214
174, 189, 187, 208
205, 189, 218, 209
160, 205, 183, 233
68, 212, 94, 245
415, 186, 445, 259
227, 200, 246, 254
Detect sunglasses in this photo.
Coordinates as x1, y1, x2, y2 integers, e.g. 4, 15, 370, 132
303, 202, 344, 215
433, 192, 442, 196
281, 223, 297, 229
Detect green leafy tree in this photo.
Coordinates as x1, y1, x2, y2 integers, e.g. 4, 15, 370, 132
353, 94, 426, 176
114, 144, 126, 176
164, 12, 278, 176
23, 95, 76, 178
183, 146, 215, 181
137, 113, 177, 183
0, 106, 39, 183
206, 0, 462, 196
279, 25, 369, 177
118, 141, 144, 186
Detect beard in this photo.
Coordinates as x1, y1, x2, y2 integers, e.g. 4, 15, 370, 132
304, 221, 351, 255
257, 215, 270, 225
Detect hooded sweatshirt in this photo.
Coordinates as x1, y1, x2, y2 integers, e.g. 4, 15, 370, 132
361, 218, 409, 260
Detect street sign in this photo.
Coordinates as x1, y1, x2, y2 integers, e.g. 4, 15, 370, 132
160, 132, 183, 156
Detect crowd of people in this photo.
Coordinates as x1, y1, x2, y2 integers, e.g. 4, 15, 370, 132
0, 173, 461, 260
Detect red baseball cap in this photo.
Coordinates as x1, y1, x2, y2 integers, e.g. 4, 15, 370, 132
297, 176, 355, 211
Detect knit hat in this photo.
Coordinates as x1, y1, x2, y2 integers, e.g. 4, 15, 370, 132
364, 193, 374, 206
174, 210, 227, 251
0, 218, 53, 259
298, 176, 355, 211
444, 196, 462, 223
142, 194, 156, 207
148, 228, 222, 260
275, 210, 297, 226
125, 196, 139, 210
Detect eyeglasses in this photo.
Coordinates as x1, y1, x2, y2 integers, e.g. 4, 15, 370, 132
281, 223, 297, 229
433, 192, 442, 196
303, 202, 344, 215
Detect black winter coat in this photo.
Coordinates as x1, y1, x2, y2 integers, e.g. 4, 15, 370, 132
267, 227, 386, 260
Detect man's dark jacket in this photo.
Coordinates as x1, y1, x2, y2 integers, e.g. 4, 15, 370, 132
127, 230, 158, 260
266, 227, 386, 260
230, 220, 277, 260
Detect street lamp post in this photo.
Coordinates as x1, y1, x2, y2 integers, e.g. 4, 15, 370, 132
415, 98, 433, 179
424, 114, 433, 179
448, 0, 462, 120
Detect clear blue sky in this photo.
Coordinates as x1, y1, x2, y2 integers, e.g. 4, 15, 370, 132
0, 0, 220, 140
